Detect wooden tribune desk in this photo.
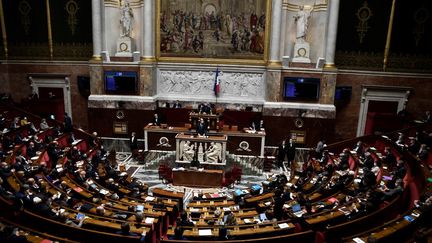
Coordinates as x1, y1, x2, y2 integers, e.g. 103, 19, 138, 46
172, 169, 224, 187
175, 133, 227, 165
144, 125, 265, 156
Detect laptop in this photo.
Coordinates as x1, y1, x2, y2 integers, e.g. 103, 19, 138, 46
292, 204, 304, 217
259, 213, 267, 221
292, 204, 301, 213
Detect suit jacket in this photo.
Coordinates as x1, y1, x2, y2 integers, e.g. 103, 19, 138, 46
196, 122, 208, 136
286, 142, 296, 160
152, 117, 161, 126
418, 149, 428, 161
277, 143, 286, 161
130, 136, 138, 150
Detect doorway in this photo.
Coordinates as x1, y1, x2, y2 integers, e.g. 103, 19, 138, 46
357, 85, 411, 136
28, 75, 72, 122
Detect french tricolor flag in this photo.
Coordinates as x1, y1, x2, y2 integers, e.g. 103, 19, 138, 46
214, 68, 220, 96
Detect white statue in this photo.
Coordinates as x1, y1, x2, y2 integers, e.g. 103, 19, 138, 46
182, 141, 195, 161
120, 0, 133, 37
293, 5, 313, 43
205, 142, 220, 163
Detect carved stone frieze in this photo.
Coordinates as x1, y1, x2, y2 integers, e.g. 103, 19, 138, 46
157, 70, 265, 101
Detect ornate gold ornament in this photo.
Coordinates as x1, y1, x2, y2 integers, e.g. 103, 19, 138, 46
413, 7, 429, 46
356, 1, 372, 44
65, 0, 79, 35
18, 0, 31, 36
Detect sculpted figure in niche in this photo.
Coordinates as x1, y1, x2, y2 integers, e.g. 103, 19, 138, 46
120, 0, 133, 37
293, 5, 313, 43
206, 142, 220, 163
182, 141, 195, 161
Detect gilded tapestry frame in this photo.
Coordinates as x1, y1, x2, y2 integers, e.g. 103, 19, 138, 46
156, 0, 271, 65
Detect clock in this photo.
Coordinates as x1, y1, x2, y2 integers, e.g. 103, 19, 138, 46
297, 47, 307, 57
120, 42, 128, 52
294, 118, 304, 128
116, 110, 125, 120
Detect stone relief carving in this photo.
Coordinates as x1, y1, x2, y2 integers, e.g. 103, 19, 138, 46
158, 70, 264, 99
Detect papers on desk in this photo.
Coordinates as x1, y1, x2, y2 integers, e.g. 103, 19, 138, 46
198, 229, 212, 236
223, 207, 231, 212
293, 211, 304, 217
243, 218, 253, 224
278, 223, 289, 229
352, 237, 365, 243
189, 207, 199, 212
264, 201, 272, 206
145, 196, 155, 202
99, 189, 109, 195
72, 139, 82, 146
73, 187, 83, 193
145, 217, 155, 224
198, 168, 204, 171
338, 207, 351, 215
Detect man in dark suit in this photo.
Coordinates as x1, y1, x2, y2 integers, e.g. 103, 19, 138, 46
196, 118, 208, 136
64, 113, 73, 133
130, 132, 138, 152
173, 100, 182, 108
277, 139, 287, 168
418, 144, 429, 161
152, 113, 161, 126
286, 138, 296, 167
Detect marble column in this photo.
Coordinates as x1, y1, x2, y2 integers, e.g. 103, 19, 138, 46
279, 3, 288, 60
268, 0, 283, 66
91, 0, 102, 60
320, 70, 337, 104
89, 64, 103, 95
265, 70, 281, 102
142, 0, 155, 60
139, 64, 154, 96
324, 0, 340, 68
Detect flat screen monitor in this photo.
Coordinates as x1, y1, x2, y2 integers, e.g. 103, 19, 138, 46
105, 71, 137, 95
283, 77, 320, 101
335, 86, 352, 101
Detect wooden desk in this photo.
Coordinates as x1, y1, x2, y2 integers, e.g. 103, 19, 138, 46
144, 125, 265, 156
172, 169, 224, 187
175, 133, 227, 165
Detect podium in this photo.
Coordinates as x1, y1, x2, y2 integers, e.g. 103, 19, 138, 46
175, 133, 227, 166
189, 112, 220, 131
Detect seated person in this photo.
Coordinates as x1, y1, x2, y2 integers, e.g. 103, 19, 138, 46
224, 211, 237, 226
182, 141, 195, 161
39, 118, 49, 131
198, 103, 212, 114
173, 100, 182, 108
152, 113, 161, 126
196, 118, 208, 136
205, 142, 220, 163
